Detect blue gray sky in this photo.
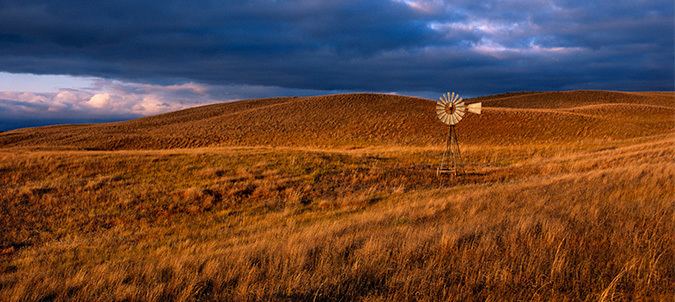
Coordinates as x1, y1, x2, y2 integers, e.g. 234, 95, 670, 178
0, 0, 673, 130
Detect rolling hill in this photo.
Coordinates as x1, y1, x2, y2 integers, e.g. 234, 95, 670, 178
1, 90, 672, 150
0, 90, 673, 301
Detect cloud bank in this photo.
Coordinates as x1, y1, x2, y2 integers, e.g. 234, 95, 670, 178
0, 77, 339, 130
0, 0, 672, 130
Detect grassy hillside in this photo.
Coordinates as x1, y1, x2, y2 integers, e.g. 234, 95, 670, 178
0, 90, 673, 301
1, 90, 672, 149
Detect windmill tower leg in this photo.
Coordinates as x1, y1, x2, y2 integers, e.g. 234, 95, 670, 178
437, 125, 464, 177
449, 125, 464, 175
437, 126, 451, 176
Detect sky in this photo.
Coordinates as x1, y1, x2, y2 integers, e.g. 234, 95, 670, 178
0, 0, 673, 131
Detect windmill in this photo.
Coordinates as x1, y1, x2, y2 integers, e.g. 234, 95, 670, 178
435, 92, 481, 176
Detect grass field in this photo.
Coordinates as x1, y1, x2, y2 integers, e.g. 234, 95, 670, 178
0, 91, 673, 301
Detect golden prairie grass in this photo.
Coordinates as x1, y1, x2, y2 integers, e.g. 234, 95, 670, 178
0, 135, 673, 301
0, 91, 673, 301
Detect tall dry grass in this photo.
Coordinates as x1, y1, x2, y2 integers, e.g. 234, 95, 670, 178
0, 135, 673, 301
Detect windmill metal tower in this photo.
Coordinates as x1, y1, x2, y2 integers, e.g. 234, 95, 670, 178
435, 92, 482, 176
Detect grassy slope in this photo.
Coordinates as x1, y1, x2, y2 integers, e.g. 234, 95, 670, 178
1, 90, 672, 149
0, 90, 673, 301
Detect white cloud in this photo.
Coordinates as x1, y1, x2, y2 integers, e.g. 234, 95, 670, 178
429, 20, 521, 36
87, 93, 111, 109
427, 17, 584, 58
393, 0, 446, 13
471, 38, 584, 58
132, 95, 182, 115
0, 91, 49, 104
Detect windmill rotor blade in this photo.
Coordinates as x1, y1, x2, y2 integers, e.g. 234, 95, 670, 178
456, 109, 466, 117
453, 113, 463, 123
442, 114, 450, 124
467, 102, 482, 114
450, 114, 458, 125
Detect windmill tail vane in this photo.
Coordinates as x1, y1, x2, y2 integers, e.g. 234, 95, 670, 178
435, 92, 481, 177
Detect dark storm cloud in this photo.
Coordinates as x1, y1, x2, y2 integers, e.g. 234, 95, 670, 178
0, 0, 673, 96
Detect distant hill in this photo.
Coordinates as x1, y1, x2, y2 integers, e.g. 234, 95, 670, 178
0, 90, 672, 150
